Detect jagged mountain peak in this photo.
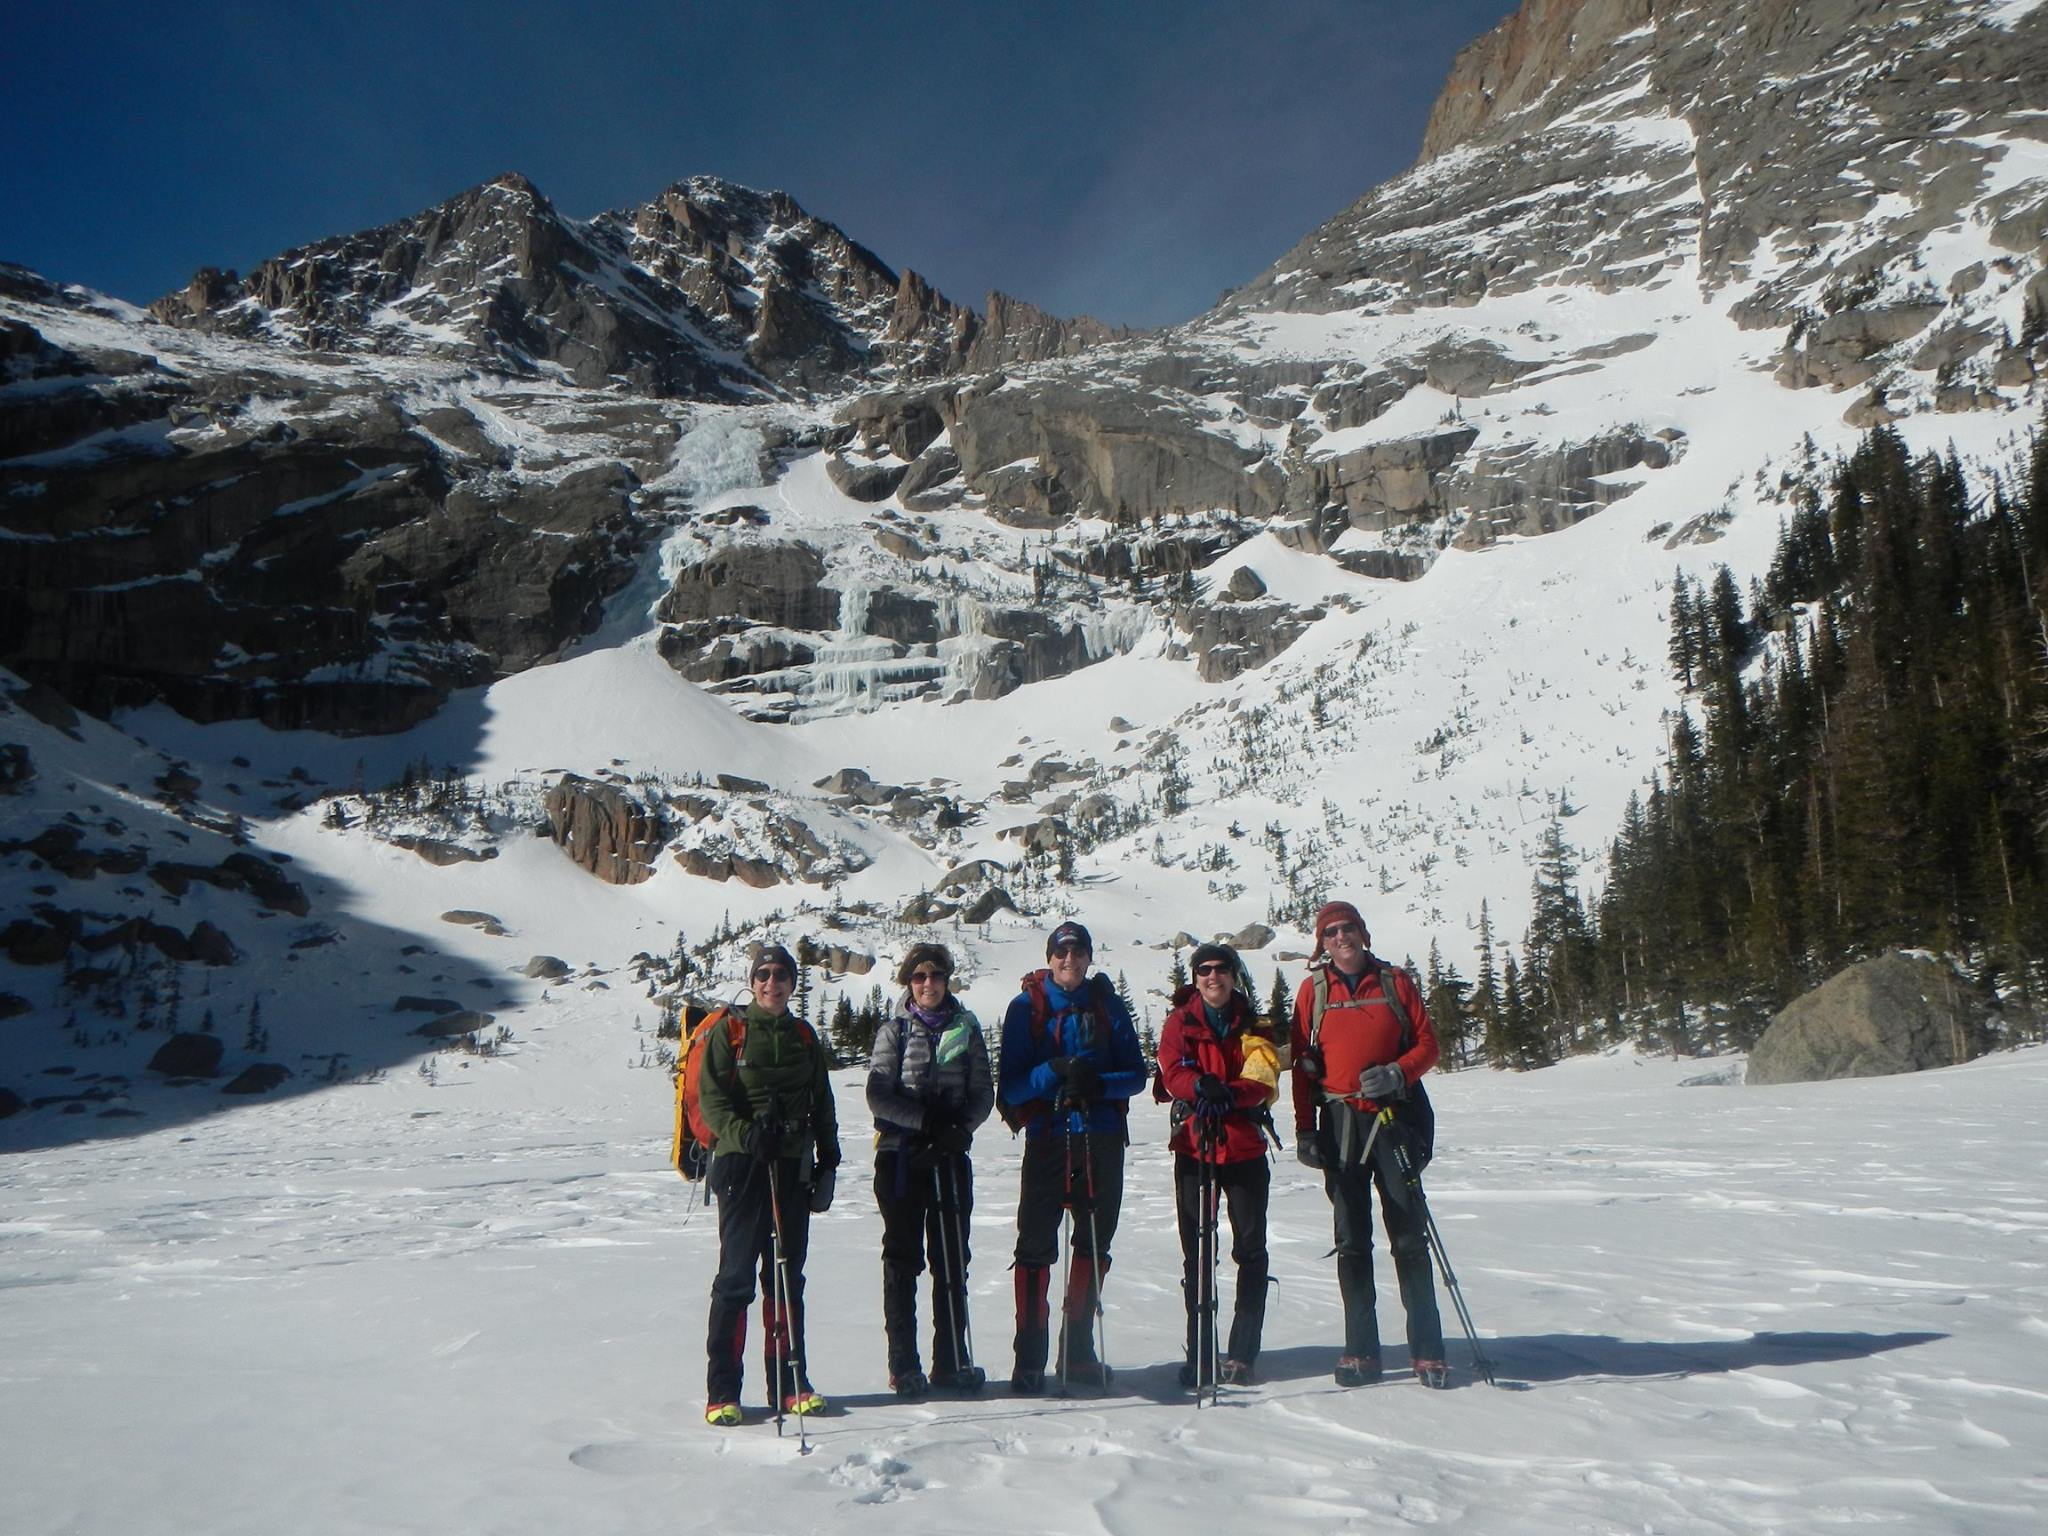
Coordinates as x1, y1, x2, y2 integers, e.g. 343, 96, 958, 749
138, 170, 1128, 400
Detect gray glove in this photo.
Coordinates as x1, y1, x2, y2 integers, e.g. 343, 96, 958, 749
1357, 1063, 1405, 1100
1295, 1133, 1325, 1170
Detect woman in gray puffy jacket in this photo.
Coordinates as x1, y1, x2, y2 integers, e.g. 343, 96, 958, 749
865, 942, 996, 1397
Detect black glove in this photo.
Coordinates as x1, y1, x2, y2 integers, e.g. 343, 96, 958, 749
1194, 1073, 1232, 1108
907, 1137, 942, 1171
1050, 1056, 1102, 1106
807, 1165, 836, 1212
1295, 1132, 1325, 1170
1296, 1044, 1325, 1082
741, 1117, 783, 1161
930, 1117, 974, 1156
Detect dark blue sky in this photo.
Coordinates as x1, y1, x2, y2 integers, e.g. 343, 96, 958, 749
5, 1, 1520, 329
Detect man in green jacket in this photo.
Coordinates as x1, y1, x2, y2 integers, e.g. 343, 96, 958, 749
701, 943, 841, 1425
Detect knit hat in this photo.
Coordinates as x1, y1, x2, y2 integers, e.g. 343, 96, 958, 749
1046, 920, 1093, 957
1310, 901, 1370, 957
1188, 941, 1240, 977
748, 941, 799, 977
895, 942, 955, 987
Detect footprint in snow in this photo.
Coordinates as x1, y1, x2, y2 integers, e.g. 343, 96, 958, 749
830, 1450, 923, 1503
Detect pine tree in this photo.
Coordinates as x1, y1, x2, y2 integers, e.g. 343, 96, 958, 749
1424, 939, 1473, 1069
1473, 903, 1504, 1065
830, 995, 860, 1062
1524, 819, 1595, 1057
1265, 968, 1291, 1036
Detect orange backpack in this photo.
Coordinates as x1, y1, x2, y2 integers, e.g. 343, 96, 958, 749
669, 1007, 817, 1180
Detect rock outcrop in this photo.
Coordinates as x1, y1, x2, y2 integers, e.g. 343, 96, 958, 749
544, 775, 668, 885
1745, 952, 1994, 1085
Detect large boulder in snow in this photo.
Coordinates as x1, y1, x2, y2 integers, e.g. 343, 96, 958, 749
543, 774, 668, 885
1745, 952, 1994, 1085
147, 1032, 225, 1078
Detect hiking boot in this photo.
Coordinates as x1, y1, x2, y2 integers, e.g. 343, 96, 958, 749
933, 1366, 986, 1394
783, 1389, 828, 1415
891, 1369, 929, 1399
1334, 1353, 1383, 1387
1060, 1358, 1113, 1389
1009, 1368, 1046, 1395
704, 1401, 743, 1427
1219, 1358, 1255, 1386
1413, 1359, 1450, 1390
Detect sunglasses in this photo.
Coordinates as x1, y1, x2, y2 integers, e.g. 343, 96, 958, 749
1321, 922, 1364, 941
1049, 943, 1090, 959
908, 968, 949, 984
752, 966, 793, 984
1194, 961, 1233, 978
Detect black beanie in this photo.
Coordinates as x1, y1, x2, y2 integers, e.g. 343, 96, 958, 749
748, 942, 798, 976
1189, 941, 1239, 977
1046, 920, 1093, 956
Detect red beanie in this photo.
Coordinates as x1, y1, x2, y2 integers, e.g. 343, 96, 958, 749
1311, 900, 1370, 957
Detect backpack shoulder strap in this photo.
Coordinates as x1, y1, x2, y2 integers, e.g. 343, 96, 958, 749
1020, 969, 1052, 1047
1084, 973, 1119, 1039
1373, 962, 1416, 1053
1309, 965, 1332, 1048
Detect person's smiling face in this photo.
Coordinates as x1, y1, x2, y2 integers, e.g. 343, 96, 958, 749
1322, 918, 1367, 972
1048, 941, 1090, 991
1194, 957, 1235, 1009
751, 961, 793, 1014
907, 963, 951, 1005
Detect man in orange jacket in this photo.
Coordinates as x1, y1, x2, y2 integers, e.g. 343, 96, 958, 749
1291, 900, 1449, 1389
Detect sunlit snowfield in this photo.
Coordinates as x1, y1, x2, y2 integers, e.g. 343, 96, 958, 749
5, 1019, 2042, 1536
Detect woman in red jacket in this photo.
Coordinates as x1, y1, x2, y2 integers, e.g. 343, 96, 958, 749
1157, 941, 1280, 1389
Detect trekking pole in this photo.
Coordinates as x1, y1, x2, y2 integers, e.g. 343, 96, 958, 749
765, 1164, 812, 1452
1196, 1122, 1212, 1400
1079, 1122, 1108, 1375
1195, 1119, 1219, 1407
940, 1159, 978, 1374
1380, 1107, 1497, 1387
931, 1160, 977, 1381
1056, 1115, 1076, 1393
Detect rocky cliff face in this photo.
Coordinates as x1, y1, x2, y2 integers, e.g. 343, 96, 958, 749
4, 0, 2045, 738
854, 0, 2045, 574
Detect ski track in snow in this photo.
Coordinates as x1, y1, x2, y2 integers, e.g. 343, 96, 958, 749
4, 1025, 2044, 1536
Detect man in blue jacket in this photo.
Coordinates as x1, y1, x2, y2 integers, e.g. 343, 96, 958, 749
998, 920, 1146, 1392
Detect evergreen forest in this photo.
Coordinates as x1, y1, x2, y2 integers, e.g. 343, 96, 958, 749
1431, 420, 2048, 1067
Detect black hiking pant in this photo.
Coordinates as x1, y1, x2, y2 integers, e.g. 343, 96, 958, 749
874, 1146, 975, 1380
1012, 1126, 1124, 1372
705, 1152, 813, 1405
1319, 1109, 1445, 1364
1174, 1151, 1271, 1367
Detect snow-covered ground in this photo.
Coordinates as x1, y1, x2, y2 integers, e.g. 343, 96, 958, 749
5, 995, 2043, 1535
